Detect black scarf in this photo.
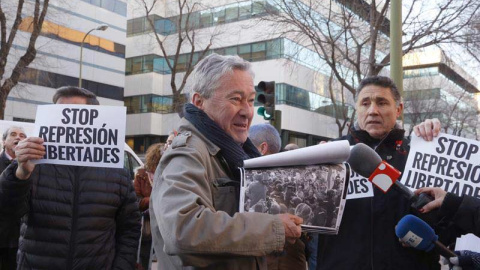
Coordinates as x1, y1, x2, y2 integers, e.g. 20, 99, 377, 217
184, 103, 260, 181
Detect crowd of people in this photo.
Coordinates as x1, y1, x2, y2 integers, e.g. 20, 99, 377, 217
243, 165, 345, 228
0, 53, 479, 270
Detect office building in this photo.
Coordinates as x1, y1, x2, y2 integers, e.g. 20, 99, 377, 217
5, 0, 127, 122
125, 0, 389, 152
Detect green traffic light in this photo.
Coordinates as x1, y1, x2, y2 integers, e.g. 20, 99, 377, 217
257, 107, 272, 120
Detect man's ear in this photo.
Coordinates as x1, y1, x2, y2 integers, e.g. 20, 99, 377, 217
396, 102, 404, 118
192, 93, 204, 109
259, 142, 269, 155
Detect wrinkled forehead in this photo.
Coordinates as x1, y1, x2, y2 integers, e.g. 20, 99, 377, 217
8, 127, 26, 136
357, 85, 396, 102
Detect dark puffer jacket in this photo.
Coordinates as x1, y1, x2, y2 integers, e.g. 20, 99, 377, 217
316, 127, 441, 270
0, 151, 20, 250
0, 162, 141, 270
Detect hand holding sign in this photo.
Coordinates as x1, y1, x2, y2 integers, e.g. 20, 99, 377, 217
14, 137, 46, 180
413, 118, 441, 142
403, 133, 480, 198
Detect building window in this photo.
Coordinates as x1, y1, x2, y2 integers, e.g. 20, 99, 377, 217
13, 117, 35, 123
266, 39, 282, 59
125, 38, 342, 79
127, 135, 165, 154
238, 44, 251, 60
82, 0, 127, 16
255, 83, 353, 119
239, 2, 253, 19
125, 94, 183, 114
127, 0, 278, 36
19, 17, 125, 58
225, 5, 239, 21
200, 11, 213, 27
403, 67, 439, 78
404, 88, 441, 100
19, 67, 124, 101
213, 8, 226, 24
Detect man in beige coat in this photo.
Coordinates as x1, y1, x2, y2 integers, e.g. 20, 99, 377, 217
150, 54, 303, 269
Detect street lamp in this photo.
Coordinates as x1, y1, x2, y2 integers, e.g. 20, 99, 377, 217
79, 24, 109, 88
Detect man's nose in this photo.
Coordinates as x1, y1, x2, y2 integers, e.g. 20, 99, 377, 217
367, 103, 379, 114
240, 101, 253, 118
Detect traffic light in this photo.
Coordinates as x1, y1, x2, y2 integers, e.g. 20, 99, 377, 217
257, 81, 275, 120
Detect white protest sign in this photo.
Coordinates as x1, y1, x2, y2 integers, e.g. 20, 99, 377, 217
33, 105, 126, 168
346, 171, 374, 200
455, 234, 480, 253
401, 133, 480, 198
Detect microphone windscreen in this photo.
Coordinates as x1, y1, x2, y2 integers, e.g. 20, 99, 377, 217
347, 143, 382, 178
395, 214, 438, 252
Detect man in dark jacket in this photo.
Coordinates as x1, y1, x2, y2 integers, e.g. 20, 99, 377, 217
0, 86, 141, 270
0, 126, 26, 270
316, 76, 442, 270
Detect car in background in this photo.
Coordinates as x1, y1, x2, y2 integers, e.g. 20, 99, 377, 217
124, 143, 143, 180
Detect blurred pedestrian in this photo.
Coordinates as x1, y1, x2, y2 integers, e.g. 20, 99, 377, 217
134, 143, 164, 270
249, 123, 281, 155
0, 126, 26, 270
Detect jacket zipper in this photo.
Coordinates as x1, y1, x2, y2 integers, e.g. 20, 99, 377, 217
218, 155, 235, 180
370, 196, 374, 270
66, 168, 79, 269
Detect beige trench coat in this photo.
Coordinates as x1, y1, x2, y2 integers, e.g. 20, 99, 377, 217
150, 118, 285, 270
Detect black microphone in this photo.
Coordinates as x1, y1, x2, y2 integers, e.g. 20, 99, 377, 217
347, 143, 433, 210
396, 214, 457, 258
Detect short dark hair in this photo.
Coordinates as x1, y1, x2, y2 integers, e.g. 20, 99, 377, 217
356, 76, 401, 105
53, 86, 100, 105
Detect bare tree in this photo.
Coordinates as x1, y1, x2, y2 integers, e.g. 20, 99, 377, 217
403, 72, 479, 138
260, 0, 480, 135
327, 71, 354, 137
403, 74, 443, 135
138, 0, 221, 115
0, 0, 49, 119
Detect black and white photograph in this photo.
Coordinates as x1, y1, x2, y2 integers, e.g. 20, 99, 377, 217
240, 163, 349, 234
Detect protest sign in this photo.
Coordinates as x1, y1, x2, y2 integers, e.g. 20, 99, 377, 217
346, 171, 374, 200
402, 133, 480, 198
33, 105, 126, 168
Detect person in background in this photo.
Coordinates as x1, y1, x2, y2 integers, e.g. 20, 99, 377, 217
164, 130, 177, 151
249, 123, 281, 156
414, 187, 479, 237
0, 126, 27, 270
283, 143, 299, 151
0, 86, 140, 269
415, 187, 480, 270
0, 126, 26, 172
134, 143, 164, 270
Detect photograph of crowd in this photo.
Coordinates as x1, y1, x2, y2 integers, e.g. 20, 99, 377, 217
241, 163, 349, 232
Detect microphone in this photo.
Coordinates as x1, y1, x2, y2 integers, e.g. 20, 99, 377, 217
347, 143, 432, 210
395, 214, 456, 258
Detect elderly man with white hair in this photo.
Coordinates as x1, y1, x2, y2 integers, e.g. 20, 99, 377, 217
150, 53, 303, 269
